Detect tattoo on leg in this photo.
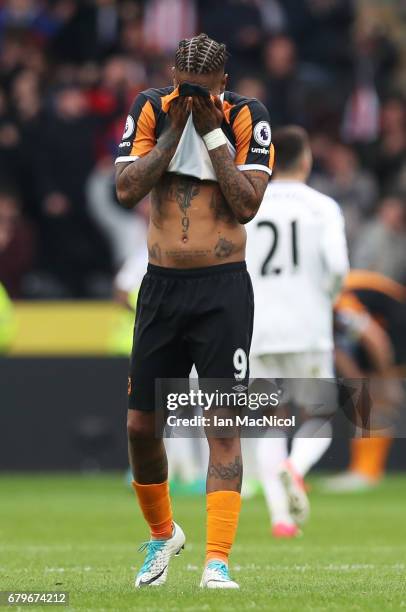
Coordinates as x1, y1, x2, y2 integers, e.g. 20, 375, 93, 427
148, 242, 162, 263
214, 237, 235, 258
128, 439, 168, 484
208, 455, 242, 481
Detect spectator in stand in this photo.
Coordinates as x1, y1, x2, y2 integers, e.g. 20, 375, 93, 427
199, 0, 263, 82
31, 85, 112, 297
143, 0, 197, 55
280, 0, 355, 77
263, 35, 305, 127
352, 193, 406, 285
362, 96, 406, 193
310, 142, 378, 251
352, 10, 400, 98
0, 187, 36, 298
0, 85, 22, 193
0, 0, 61, 44
51, 0, 122, 63
235, 76, 267, 104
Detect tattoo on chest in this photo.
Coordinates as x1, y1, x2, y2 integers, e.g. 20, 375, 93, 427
210, 190, 235, 224
214, 236, 235, 258
173, 181, 200, 238
152, 175, 201, 238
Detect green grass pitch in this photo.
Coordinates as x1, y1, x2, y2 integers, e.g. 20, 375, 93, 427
1, 474, 405, 611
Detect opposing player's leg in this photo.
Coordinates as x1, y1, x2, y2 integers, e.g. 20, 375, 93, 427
250, 355, 299, 537
280, 352, 335, 524
289, 420, 332, 478
257, 431, 300, 537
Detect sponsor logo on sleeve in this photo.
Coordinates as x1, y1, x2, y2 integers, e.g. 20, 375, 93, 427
253, 121, 271, 147
251, 146, 269, 155
122, 115, 135, 140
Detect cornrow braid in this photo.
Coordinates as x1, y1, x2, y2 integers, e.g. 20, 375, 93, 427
175, 33, 227, 74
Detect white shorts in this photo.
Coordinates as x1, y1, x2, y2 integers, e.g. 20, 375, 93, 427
250, 351, 334, 379
250, 351, 336, 416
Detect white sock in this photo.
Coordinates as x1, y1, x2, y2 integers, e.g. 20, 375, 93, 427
166, 437, 200, 482
289, 418, 332, 478
241, 437, 259, 479
257, 431, 293, 526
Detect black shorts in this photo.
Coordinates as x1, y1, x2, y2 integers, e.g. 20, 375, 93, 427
128, 261, 254, 411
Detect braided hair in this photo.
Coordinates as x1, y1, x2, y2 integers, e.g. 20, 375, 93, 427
175, 33, 227, 74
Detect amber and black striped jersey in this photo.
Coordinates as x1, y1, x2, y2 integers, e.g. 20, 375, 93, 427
115, 86, 274, 182
335, 270, 406, 366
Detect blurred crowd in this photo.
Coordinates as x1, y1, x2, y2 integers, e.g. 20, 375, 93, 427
1, 0, 406, 298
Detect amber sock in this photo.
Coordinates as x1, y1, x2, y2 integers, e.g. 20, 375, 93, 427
132, 480, 173, 540
349, 437, 393, 480
206, 491, 241, 565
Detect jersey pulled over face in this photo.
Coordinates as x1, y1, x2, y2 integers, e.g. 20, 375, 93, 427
116, 87, 274, 177
116, 86, 274, 268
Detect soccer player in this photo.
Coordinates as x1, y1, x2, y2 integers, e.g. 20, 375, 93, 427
115, 33, 273, 587
325, 270, 406, 492
245, 127, 349, 537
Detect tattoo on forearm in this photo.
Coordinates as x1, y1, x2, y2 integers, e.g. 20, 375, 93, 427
208, 146, 268, 222
116, 128, 181, 206
208, 455, 242, 481
148, 242, 162, 263
214, 237, 235, 258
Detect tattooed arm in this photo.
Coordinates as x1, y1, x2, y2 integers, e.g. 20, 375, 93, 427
208, 155, 268, 224
115, 98, 190, 208
192, 96, 269, 224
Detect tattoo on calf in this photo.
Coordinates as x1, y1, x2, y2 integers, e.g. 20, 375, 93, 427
214, 236, 235, 258
208, 455, 242, 481
148, 242, 162, 263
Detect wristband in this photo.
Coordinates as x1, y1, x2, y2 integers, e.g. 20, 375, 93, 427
202, 128, 227, 150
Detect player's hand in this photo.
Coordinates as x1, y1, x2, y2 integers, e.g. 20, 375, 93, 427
167, 96, 192, 135
192, 95, 224, 137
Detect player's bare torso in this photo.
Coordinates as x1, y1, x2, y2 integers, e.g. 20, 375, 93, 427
148, 172, 245, 268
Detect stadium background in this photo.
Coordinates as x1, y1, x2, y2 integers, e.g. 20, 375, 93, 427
1, 2, 406, 609
1, 0, 405, 469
